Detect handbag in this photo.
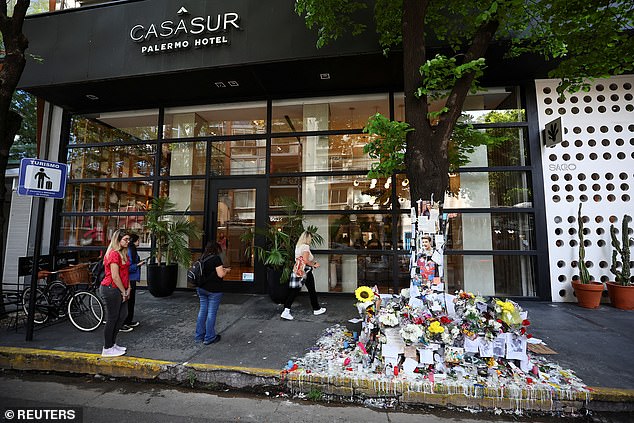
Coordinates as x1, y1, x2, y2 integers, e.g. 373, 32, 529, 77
292, 256, 306, 278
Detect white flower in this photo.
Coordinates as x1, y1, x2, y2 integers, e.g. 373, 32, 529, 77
400, 324, 424, 344
379, 313, 399, 327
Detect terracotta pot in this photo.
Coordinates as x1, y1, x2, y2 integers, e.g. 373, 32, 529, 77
571, 280, 604, 309
606, 282, 634, 310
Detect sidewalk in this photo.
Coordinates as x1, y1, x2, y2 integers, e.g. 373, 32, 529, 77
1, 290, 633, 411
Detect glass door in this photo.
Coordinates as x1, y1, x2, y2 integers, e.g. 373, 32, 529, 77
209, 179, 267, 290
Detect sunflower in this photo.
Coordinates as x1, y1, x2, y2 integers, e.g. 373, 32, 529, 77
355, 286, 375, 303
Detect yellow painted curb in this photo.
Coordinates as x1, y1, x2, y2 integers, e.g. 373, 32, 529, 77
588, 386, 634, 402
0, 347, 174, 379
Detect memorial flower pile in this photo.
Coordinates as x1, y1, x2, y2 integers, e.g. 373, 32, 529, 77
288, 287, 588, 409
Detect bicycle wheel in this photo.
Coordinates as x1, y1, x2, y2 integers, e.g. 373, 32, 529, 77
48, 281, 68, 318
67, 291, 104, 331
21, 287, 50, 324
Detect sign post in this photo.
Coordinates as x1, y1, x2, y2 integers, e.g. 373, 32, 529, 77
18, 158, 68, 341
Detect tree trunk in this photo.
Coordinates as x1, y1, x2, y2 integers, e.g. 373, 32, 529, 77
0, 0, 31, 317
402, 0, 447, 204
402, 1, 499, 205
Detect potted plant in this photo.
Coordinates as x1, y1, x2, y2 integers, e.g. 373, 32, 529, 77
606, 214, 633, 310
571, 204, 604, 308
241, 198, 323, 303
145, 197, 201, 297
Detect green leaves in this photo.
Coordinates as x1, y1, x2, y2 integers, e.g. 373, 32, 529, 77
295, 0, 367, 48
362, 113, 410, 178
417, 55, 486, 103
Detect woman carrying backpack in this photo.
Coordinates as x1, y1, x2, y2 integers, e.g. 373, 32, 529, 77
195, 241, 231, 345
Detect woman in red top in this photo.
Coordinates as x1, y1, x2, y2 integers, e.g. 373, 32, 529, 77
100, 229, 131, 357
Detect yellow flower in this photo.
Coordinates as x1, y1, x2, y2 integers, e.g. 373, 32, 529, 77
428, 321, 445, 334
355, 286, 375, 303
496, 299, 515, 313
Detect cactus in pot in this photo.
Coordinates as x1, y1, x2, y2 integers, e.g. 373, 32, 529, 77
606, 214, 634, 310
571, 204, 603, 308
609, 215, 632, 286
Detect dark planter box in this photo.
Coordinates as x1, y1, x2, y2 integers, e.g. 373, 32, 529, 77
267, 268, 289, 304
147, 263, 179, 297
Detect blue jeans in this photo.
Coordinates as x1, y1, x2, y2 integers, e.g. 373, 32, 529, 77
195, 288, 223, 343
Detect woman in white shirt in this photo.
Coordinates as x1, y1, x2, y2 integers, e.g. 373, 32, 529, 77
281, 231, 327, 320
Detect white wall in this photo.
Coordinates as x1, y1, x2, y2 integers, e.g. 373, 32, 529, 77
536, 76, 634, 302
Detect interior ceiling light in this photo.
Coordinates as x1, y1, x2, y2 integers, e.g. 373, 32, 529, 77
86, 94, 99, 100
320, 73, 330, 80
228, 80, 239, 87
215, 82, 226, 88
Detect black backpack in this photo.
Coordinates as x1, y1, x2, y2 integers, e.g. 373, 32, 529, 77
187, 254, 213, 287
90, 259, 106, 285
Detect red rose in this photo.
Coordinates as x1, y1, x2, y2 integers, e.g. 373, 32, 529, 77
520, 327, 526, 335
522, 319, 531, 326
527, 334, 533, 339
440, 316, 452, 324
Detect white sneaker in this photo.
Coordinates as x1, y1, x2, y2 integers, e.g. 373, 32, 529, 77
281, 309, 294, 320
313, 308, 326, 315
101, 346, 125, 357
113, 344, 127, 352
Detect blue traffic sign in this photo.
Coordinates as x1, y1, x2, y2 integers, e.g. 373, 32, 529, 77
18, 158, 69, 199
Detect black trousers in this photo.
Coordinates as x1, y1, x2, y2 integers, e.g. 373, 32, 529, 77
284, 271, 320, 310
100, 284, 128, 349
124, 279, 137, 324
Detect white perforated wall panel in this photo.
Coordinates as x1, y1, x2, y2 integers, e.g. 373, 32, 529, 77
536, 76, 634, 302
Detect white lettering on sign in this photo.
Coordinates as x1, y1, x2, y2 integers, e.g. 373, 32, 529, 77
548, 163, 577, 172
130, 9, 239, 55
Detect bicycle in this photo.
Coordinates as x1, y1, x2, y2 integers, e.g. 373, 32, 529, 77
22, 262, 104, 332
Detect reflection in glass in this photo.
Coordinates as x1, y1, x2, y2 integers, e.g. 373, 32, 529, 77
271, 134, 373, 173
70, 110, 159, 143
302, 214, 393, 251
163, 102, 267, 138
269, 175, 395, 212
445, 255, 536, 296
460, 127, 530, 167
216, 189, 256, 282
64, 181, 153, 214
325, 254, 396, 293
210, 140, 266, 175
445, 172, 532, 208
161, 142, 207, 176
68, 145, 156, 179
445, 213, 535, 250
395, 87, 524, 123
271, 94, 389, 133
159, 179, 206, 212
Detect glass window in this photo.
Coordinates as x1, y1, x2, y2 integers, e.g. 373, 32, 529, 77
269, 175, 396, 212
68, 144, 156, 179
302, 214, 393, 251
209, 139, 266, 175
64, 181, 152, 213
158, 180, 206, 213
460, 127, 530, 168
320, 254, 398, 294
271, 133, 373, 173
69, 110, 159, 143
163, 101, 267, 139
445, 171, 532, 208
161, 142, 207, 176
272, 94, 389, 133
395, 87, 525, 123
445, 255, 536, 297
445, 213, 535, 250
